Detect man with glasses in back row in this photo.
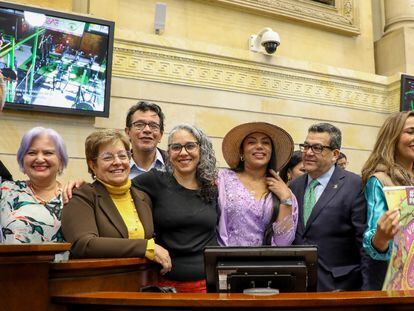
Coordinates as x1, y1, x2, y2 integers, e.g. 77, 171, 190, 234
63, 101, 167, 201
125, 101, 167, 178
289, 123, 368, 291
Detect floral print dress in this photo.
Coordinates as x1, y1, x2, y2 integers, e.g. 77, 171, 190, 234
0, 180, 64, 243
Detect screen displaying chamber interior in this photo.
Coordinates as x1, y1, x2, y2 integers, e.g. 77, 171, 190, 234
0, 6, 112, 114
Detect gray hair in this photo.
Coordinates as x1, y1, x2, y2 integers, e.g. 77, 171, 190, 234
308, 123, 341, 150
166, 124, 218, 203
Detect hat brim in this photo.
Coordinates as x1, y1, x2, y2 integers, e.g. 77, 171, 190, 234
222, 122, 294, 171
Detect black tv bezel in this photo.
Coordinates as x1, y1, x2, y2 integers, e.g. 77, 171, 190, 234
0, 1, 114, 117
400, 73, 414, 112
204, 245, 318, 293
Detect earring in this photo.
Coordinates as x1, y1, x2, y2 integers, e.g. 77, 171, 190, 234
240, 155, 244, 162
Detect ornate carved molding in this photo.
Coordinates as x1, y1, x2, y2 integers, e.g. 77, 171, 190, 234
113, 40, 397, 114
203, 0, 359, 36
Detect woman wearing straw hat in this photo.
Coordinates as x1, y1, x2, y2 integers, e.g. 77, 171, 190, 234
217, 122, 298, 246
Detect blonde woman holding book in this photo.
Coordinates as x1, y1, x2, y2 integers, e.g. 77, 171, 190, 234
361, 111, 414, 289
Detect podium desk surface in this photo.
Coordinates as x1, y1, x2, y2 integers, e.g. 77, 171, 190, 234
53, 290, 414, 311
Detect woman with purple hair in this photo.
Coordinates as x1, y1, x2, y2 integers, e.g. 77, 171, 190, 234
0, 127, 68, 243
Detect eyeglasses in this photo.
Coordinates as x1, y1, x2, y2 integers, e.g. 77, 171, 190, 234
131, 121, 160, 132
168, 142, 199, 153
299, 143, 333, 154
96, 150, 131, 162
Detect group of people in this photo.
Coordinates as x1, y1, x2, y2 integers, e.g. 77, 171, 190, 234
1, 93, 413, 293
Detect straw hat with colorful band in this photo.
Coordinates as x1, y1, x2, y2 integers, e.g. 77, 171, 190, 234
222, 122, 294, 172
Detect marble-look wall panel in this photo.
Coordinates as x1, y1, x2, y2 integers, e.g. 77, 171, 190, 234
0, 0, 395, 181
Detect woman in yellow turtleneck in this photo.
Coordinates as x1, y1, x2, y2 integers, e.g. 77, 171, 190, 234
62, 129, 171, 274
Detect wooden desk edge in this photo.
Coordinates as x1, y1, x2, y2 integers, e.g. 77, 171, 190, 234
51, 257, 153, 270
52, 291, 414, 308
0, 243, 71, 254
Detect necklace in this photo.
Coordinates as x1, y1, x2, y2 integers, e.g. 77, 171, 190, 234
28, 181, 62, 205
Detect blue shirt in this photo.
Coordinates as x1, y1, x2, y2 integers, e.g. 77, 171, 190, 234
306, 165, 335, 203
363, 176, 393, 260
129, 149, 165, 179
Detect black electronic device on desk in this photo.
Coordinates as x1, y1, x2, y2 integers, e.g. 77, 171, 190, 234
204, 246, 317, 294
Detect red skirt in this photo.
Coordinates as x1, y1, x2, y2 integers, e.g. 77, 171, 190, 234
158, 276, 206, 293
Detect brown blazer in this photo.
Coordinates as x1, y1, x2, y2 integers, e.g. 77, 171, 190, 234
62, 180, 154, 258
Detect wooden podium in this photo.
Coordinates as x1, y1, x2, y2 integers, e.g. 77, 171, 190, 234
0, 244, 158, 311
49, 257, 159, 296
2, 244, 414, 311
52, 290, 414, 311
0, 243, 70, 311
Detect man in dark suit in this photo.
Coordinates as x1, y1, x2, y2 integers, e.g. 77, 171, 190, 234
290, 123, 367, 291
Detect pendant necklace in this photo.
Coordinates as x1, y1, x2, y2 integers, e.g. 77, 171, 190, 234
28, 181, 62, 205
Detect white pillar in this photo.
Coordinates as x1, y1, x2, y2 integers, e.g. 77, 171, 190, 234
375, 0, 414, 75
384, 0, 414, 33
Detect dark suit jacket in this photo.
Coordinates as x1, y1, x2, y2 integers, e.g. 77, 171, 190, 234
0, 160, 12, 181
290, 166, 368, 291
62, 180, 154, 258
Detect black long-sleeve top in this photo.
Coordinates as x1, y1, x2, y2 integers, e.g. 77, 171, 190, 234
132, 169, 217, 281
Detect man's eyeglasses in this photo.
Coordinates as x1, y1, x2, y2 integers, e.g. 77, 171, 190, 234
96, 151, 131, 162
168, 142, 199, 154
299, 143, 333, 154
131, 121, 160, 132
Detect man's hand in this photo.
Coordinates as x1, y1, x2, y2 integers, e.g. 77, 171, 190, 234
62, 179, 86, 203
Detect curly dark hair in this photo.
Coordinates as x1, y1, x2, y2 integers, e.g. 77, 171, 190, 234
166, 124, 218, 203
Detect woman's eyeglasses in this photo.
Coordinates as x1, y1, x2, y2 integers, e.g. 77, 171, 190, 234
168, 142, 199, 153
96, 151, 131, 162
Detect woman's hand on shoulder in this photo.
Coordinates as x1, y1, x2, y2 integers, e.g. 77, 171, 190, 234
154, 244, 172, 275
266, 169, 291, 201
62, 179, 86, 203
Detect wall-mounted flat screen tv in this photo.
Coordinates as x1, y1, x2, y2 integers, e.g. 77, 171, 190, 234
0, 1, 114, 117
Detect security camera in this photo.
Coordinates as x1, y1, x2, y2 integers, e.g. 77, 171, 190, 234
260, 30, 280, 54
249, 28, 281, 55
262, 41, 279, 54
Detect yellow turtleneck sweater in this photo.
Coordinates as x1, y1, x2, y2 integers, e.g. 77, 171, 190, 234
98, 178, 155, 260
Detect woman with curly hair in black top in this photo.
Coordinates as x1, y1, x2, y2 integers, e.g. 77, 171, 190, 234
132, 124, 218, 293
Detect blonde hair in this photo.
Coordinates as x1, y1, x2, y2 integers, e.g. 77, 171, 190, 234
85, 129, 130, 178
361, 111, 414, 185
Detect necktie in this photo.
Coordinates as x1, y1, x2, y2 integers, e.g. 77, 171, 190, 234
303, 179, 319, 225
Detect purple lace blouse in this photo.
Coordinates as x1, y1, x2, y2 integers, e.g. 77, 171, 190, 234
217, 169, 298, 246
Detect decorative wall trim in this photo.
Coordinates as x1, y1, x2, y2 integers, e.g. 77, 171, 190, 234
113, 40, 398, 114
204, 0, 360, 36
